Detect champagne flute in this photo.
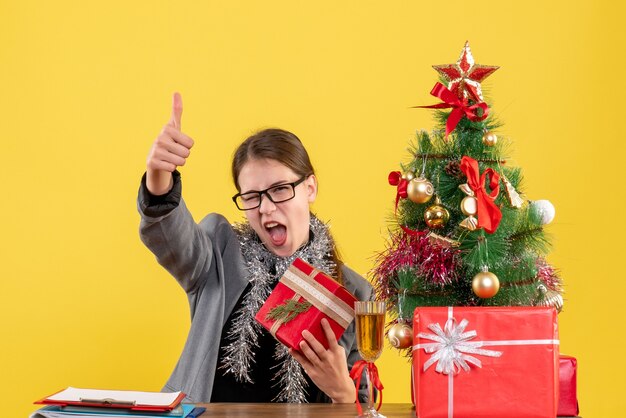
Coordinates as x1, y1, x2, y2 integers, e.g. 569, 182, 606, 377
354, 301, 386, 418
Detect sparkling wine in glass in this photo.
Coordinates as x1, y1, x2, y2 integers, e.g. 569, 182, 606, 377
354, 301, 386, 418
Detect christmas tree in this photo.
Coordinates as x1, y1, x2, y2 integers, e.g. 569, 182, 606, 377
373, 42, 563, 351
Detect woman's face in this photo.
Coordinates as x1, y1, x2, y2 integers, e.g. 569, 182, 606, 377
237, 158, 317, 257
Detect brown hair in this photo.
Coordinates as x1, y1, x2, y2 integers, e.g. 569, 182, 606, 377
231, 128, 344, 282
231, 128, 315, 191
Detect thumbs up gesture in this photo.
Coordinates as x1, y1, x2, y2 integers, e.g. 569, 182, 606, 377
146, 93, 195, 195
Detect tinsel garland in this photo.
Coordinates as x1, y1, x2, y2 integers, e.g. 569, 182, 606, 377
535, 257, 562, 291
220, 215, 337, 403
373, 229, 462, 300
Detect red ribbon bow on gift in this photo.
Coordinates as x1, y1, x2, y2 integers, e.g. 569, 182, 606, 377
414, 82, 490, 138
460, 156, 502, 234
388, 171, 409, 211
350, 360, 384, 415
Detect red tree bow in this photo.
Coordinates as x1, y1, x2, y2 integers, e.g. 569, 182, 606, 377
388, 171, 409, 211
414, 82, 490, 138
350, 360, 384, 414
460, 156, 502, 234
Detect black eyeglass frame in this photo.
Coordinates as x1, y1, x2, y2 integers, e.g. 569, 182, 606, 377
232, 176, 307, 211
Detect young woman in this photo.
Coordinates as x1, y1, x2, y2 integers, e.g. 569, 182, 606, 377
137, 93, 372, 403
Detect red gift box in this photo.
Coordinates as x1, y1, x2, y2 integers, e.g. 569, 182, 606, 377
412, 306, 559, 418
255, 258, 357, 351
558, 355, 579, 416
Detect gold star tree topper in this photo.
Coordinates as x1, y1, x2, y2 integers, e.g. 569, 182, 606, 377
433, 41, 499, 103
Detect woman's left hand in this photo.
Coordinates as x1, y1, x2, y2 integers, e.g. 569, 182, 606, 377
289, 318, 356, 403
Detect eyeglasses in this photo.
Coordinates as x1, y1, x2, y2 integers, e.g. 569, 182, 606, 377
232, 176, 307, 211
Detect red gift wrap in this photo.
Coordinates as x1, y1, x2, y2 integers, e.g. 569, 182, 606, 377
412, 307, 559, 418
558, 355, 579, 416
255, 258, 357, 351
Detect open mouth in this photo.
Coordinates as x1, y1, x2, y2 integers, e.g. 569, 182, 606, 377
264, 221, 287, 247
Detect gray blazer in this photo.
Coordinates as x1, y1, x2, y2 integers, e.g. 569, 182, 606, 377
138, 180, 372, 403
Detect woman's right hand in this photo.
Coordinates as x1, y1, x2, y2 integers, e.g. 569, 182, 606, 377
146, 92, 195, 195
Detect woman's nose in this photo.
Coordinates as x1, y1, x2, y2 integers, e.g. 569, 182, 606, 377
258, 193, 277, 214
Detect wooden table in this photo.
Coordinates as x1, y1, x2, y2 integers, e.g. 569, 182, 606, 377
197, 403, 580, 417
197, 403, 411, 417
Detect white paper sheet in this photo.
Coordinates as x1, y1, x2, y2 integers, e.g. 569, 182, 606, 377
45, 387, 181, 407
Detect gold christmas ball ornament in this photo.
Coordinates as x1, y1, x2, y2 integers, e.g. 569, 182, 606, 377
460, 196, 478, 216
388, 322, 413, 349
424, 198, 450, 229
406, 176, 434, 204
482, 131, 498, 147
402, 171, 415, 181
472, 269, 500, 299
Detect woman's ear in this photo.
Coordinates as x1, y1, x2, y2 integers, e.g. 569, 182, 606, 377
305, 174, 318, 203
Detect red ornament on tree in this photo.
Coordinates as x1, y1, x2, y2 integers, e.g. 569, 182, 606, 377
433, 41, 499, 102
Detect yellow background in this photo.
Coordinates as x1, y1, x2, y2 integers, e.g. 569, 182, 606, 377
1, 1, 623, 417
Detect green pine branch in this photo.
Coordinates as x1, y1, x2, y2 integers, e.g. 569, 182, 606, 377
266, 299, 312, 324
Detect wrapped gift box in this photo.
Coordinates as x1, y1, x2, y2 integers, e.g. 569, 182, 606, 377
413, 306, 559, 418
255, 258, 357, 351
558, 355, 579, 416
